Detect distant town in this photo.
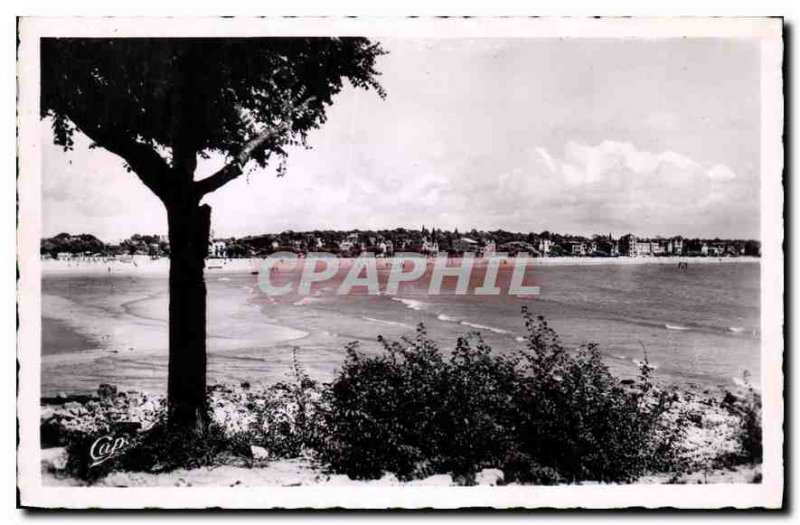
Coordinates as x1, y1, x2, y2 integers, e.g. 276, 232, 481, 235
41, 228, 761, 261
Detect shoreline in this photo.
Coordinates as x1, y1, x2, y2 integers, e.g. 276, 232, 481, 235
41, 255, 760, 277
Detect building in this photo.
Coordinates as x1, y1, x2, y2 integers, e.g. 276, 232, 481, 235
568, 242, 587, 256
591, 236, 618, 257
452, 237, 479, 253
633, 241, 655, 257
498, 241, 538, 257
618, 234, 636, 256
422, 238, 440, 255
208, 240, 227, 258
537, 239, 552, 257
407, 236, 439, 255
666, 237, 684, 255
619, 234, 667, 257
338, 240, 355, 253
650, 242, 665, 256
376, 239, 393, 257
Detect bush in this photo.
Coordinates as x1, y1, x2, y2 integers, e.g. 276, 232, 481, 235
317, 307, 684, 483
510, 314, 682, 482
722, 374, 762, 464
315, 328, 522, 480
213, 350, 325, 460
315, 334, 449, 480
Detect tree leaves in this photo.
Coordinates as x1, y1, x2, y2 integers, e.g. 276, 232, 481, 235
41, 37, 386, 191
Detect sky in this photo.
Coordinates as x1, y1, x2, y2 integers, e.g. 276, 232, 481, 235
42, 38, 762, 242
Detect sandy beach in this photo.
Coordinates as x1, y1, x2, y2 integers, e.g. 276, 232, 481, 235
41, 254, 761, 277
41, 268, 311, 396
41, 452, 761, 487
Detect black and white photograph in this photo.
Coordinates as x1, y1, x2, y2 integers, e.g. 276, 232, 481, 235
15, 16, 784, 509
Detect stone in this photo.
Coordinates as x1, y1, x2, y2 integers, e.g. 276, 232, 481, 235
41, 447, 68, 472
98, 383, 117, 399
372, 473, 401, 486
475, 468, 505, 486
250, 445, 269, 461
63, 401, 82, 413
722, 391, 738, 406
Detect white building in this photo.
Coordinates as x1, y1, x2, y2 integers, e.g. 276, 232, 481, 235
537, 239, 552, 257
208, 240, 227, 258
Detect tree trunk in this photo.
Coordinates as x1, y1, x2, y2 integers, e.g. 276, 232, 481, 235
166, 201, 211, 434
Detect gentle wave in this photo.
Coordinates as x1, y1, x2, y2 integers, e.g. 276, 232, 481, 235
459, 321, 511, 335
436, 312, 513, 336
293, 297, 323, 306
732, 376, 748, 388
362, 317, 415, 330
390, 297, 427, 311
664, 323, 689, 331
728, 326, 745, 333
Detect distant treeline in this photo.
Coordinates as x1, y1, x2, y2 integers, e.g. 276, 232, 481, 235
40, 233, 169, 258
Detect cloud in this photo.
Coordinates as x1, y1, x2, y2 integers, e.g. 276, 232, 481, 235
533, 146, 557, 173
707, 164, 737, 182
452, 140, 757, 238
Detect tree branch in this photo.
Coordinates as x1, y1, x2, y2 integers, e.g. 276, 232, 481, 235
67, 113, 172, 199
195, 96, 315, 196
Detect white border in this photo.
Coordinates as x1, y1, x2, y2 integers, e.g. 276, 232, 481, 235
16, 16, 784, 509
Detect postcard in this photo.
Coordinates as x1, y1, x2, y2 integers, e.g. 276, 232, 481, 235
16, 16, 784, 509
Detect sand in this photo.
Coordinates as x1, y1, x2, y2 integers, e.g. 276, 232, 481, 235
40, 447, 760, 487
41, 254, 760, 278
41, 271, 311, 396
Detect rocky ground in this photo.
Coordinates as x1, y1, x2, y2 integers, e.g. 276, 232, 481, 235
40, 382, 761, 487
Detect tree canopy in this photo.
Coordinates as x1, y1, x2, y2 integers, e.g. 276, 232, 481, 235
41, 37, 386, 200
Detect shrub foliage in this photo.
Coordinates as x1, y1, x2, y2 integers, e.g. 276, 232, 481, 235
317, 307, 682, 483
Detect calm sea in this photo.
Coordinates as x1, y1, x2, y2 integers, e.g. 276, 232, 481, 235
256, 261, 760, 389
41, 261, 760, 393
